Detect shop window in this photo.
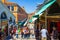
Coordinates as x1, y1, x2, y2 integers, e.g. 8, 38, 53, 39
50, 22, 56, 33
1, 12, 7, 19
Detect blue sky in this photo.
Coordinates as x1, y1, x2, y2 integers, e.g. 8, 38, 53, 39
8, 0, 44, 14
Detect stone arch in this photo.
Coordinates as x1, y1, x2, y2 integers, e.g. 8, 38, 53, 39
48, 2, 60, 15
1, 12, 7, 19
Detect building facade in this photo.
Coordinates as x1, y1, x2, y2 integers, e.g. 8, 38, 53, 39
2, 0, 28, 24
37, 0, 60, 33
0, 0, 15, 30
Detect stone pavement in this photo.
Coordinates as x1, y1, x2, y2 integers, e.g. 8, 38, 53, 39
11, 35, 36, 40
14, 38, 36, 40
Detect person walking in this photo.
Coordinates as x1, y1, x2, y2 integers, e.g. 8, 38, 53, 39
0, 28, 4, 40
23, 26, 30, 38
16, 29, 18, 39
51, 27, 59, 40
21, 28, 24, 38
35, 28, 40, 40
40, 26, 48, 40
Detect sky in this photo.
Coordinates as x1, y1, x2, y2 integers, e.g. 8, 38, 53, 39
8, 0, 44, 14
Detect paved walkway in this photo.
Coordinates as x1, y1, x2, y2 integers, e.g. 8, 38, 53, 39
13, 38, 36, 40
11, 35, 36, 40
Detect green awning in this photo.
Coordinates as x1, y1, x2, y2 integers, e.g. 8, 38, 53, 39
29, 19, 32, 23
35, 0, 56, 15
29, 15, 39, 23
29, 18, 37, 23
33, 15, 39, 18
29, 0, 56, 23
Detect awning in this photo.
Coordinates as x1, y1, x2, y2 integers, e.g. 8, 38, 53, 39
35, 0, 56, 15
29, 15, 39, 23
29, 18, 37, 23
29, 0, 56, 23
23, 20, 28, 26
18, 19, 27, 26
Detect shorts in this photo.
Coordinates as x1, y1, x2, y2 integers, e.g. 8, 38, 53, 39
41, 37, 47, 40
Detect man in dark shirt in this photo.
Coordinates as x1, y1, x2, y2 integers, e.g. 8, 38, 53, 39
0, 28, 4, 40
52, 27, 59, 40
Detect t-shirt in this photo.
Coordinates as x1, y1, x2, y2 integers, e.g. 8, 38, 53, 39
41, 29, 47, 37
16, 30, 18, 34
23, 30, 26, 34
23, 29, 29, 34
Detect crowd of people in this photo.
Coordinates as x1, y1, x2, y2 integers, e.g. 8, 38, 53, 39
0, 25, 60, 40
35, 26, 60, 40
0, 26, 31, 40
9, 26, 30, 39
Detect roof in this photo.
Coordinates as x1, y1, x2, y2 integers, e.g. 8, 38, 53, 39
47, 2, 60, 16
35, 0, 56, 15
5, 2, 18, 6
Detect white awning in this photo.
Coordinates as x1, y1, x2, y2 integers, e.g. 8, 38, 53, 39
24, 20, 28, 26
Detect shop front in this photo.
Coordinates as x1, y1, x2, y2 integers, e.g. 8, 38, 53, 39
47, 18, 60, 33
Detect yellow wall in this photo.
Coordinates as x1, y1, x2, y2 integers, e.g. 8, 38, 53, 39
13, 13, 18, 24
14, 6, 18, 12
2, 0, 6, 3
2, 0, 5, 3
13, 6, 18, 24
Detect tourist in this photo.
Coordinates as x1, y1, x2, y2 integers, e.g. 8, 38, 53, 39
40, 26, 48, 40
13, 27, 16, 35
51, 27, 59, 40
16, 29, 18, 38
23, 26, 29, 38
5, 34, 12, 40
26, 27, 30, 38
35, 27, 40, 40
21, 28, 24, 38
0, 28, 4, 40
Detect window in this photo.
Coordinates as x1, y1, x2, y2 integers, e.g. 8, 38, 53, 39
9, 17, 12, 24
11, 6, 14, 11
1, 12, 7, 19
7, 6, 10, 10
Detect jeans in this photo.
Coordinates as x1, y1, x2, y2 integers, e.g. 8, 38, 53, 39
24, 34, 30, 38
21, 33, 24, 38
16, 34, 18, 38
